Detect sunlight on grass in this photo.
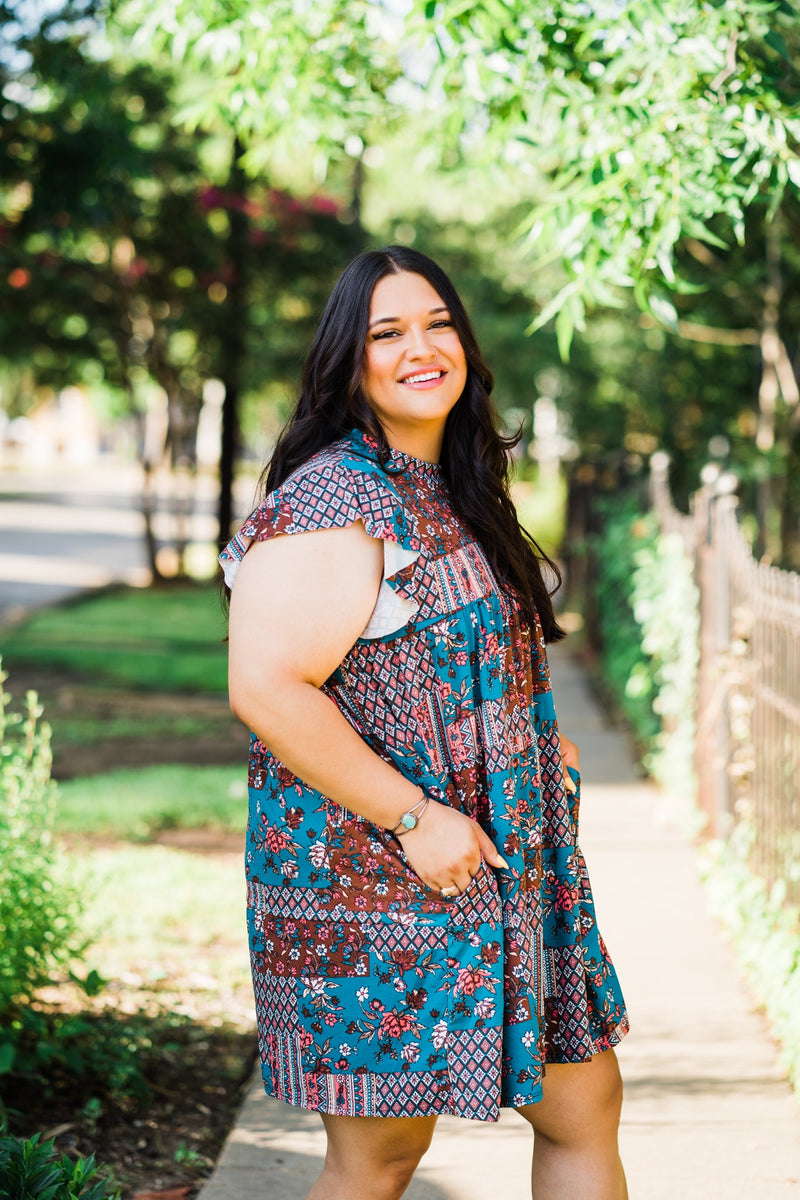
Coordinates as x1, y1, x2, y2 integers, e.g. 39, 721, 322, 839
0, 583, 229, 692
56, 765, 247, 839
74, 843, 253, 1028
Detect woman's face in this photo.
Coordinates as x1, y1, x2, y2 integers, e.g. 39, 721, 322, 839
361, 270, 468, 461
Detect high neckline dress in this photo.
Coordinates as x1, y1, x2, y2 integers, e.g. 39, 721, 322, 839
220, 428, 628, 1121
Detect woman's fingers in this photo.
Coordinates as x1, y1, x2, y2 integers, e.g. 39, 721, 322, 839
560, 732, 580, 769
560, 731, 580, 793
401, 802, 509, 893
475, 824, 509, 870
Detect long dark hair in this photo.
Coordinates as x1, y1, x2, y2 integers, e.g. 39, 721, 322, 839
260, 245, 565, 643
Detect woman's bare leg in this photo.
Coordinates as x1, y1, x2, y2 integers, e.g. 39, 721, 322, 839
306, 1112, 438, 1200
517, 1049, 627, 1200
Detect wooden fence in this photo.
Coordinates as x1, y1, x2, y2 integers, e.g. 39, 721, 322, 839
650, 454, 800, 906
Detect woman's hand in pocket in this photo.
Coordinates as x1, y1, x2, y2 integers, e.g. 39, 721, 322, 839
560, 732, 580, 794
398, 801, 508, 897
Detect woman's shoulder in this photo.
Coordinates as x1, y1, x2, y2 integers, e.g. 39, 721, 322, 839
278, 433, 375, 493
271, 432, 402, 523
220, 433, 409, 587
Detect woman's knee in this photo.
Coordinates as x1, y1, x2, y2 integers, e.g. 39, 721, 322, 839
319, 1113, 436, 1196
518, 1049, 624, 1146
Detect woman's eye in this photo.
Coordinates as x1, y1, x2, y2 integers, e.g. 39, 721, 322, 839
431, 319, 453, 329
373, 329, 399, 340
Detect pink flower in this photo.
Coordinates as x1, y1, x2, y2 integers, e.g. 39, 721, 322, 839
553, 883, 578, 913
378, 1009, 420, 1038
454, 966, 495, 997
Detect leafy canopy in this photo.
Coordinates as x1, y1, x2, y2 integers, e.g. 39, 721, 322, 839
109, 0, 800, 352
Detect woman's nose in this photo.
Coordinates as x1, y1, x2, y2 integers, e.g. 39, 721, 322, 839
406, 324, 436, 359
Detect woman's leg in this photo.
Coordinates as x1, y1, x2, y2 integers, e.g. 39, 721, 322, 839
516, 1048, 627, 1200
306, 1112, 438, 1200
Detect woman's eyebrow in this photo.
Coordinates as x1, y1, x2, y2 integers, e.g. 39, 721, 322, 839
368, 306, 449, 330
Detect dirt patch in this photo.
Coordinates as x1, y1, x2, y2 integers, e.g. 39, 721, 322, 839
52, 731, 249, 781
3, 667, 249, 779
10, 1018, 257, 1199
59, 828, 247, 856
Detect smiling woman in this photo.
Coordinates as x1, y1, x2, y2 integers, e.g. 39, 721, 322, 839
220, 246, 628, 1200
362, 272, 467, 462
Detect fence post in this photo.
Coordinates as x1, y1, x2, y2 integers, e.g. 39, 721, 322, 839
694, 469, 716, 830
710, 480, 738, 835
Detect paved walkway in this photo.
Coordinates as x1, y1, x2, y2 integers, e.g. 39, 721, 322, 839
198, 645, 800, 1200
0, 461, 153, 625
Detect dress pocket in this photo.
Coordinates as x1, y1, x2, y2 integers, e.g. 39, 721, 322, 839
565, 766, 581, 847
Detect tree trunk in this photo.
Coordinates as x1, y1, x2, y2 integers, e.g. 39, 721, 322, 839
217, 136, 248, 550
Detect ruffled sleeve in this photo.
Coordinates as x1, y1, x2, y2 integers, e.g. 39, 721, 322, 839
219, 452, 421, 639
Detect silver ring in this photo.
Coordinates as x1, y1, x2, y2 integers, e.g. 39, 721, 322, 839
440, 885, 459, 898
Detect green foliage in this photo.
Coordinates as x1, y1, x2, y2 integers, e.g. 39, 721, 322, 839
414, 0, 800, 351
3, 1008, 159, 1105
0, 12, 365, 471
630, 530, 700, 798
55, 765, 246, 839
116, 0, 800, 353
0, 584, 228, 692
701, 821, 800, 1092
0, 669, 186, 1106
594, 504, 661, 745
111, 0, 401, 154
511, 469, 567, 559
594, 502, 699, 797
0, 671, 83, 1028
0, 1126, 120, 1200
0, 838, 248, 1109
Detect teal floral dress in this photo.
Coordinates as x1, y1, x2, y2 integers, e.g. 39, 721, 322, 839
220, 428, 628, 1121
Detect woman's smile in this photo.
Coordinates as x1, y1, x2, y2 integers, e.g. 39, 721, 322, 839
362, 270, 468, 460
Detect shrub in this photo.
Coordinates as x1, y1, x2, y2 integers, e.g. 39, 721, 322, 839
594, 504, 659, 743
0, 668, 84, 1074
701, 821, 800, 1092
594, 502, 699, 803
0, 1126, 120, 1200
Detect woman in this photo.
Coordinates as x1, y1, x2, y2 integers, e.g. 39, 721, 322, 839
221, 246, 629, 1200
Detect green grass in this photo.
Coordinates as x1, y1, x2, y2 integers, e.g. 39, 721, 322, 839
55, 765, 247, 839
0, 582, 229, 692
70, 842, 252, 1024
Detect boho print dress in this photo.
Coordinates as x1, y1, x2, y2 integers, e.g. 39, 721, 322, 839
219, 427, 628, 1122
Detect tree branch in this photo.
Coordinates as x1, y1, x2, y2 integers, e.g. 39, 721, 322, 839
639, 314, 760, 345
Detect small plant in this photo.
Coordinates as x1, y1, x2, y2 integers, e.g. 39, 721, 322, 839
0, 1126, 121, 1200
173, 1140, 204, 1167
80, 1098, 103, 1137
0, 666, 85, 1074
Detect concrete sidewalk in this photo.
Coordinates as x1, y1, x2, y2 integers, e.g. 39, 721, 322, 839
199, 645, 800, 1200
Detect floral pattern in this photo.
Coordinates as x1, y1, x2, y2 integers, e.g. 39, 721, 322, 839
220, 427, 628, 1121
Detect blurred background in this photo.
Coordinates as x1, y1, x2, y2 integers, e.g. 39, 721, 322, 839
1, 1, 799, 1196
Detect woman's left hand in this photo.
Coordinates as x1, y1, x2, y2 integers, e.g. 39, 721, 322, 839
560, 732, 580, 794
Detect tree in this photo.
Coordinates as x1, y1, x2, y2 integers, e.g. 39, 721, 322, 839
1, 8, 365, 563
110, 0, 800, 341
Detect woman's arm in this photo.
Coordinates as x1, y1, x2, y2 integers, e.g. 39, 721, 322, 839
228, 521, 504, 893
